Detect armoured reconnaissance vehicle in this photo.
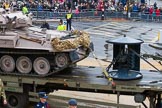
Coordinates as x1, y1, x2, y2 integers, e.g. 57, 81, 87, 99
0, 10, 93, 76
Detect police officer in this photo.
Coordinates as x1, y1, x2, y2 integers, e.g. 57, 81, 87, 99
68, 99, 77, 108
35, 92, 50, 108
0, 79, 7, 106
65, 9, 72, 31
57, 19, 65, 31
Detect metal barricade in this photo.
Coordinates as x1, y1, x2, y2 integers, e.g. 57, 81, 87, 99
32, 11, 128, 20
31, 10, 162, 22
141, 14, 151, 21
130, 12, 141, 19
141, 14, 162, 22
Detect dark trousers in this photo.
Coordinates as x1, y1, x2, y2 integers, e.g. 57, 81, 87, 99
66, 20, 71, 31
0, 97, 7, 108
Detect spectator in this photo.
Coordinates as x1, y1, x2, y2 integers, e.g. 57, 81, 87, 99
132, 4, 139, 12
155, 7, 160, 21
154, 2, 157, 9
141, 0, 145, 4
37, 3, 43, 11
144, 5, 149, 14
149, 6, 153, 19
123, 4, 127, 14
152, 9, 156, 21
75, 6, 80, 19
160, 7, 162, 14
3, 1, 10, 11
117, 3, 124, 12
66, 0, 71, 10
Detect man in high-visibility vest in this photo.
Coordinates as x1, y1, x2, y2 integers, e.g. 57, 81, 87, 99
57, 19, 65, 31
65, 9, 72, 31
22, 4, 28, 14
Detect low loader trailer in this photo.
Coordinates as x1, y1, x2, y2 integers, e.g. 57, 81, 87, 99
0, 66, 162, 108
0, 35, 162, 108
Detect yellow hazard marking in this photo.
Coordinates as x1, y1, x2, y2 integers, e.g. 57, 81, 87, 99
158, 31, 160, 41
151, 31, 160, 43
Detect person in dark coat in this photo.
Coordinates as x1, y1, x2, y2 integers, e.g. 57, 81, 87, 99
41, 21, 50, 29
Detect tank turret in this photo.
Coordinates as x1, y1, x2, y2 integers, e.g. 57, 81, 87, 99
0, 9, 32, 30
0, 10, 93, 76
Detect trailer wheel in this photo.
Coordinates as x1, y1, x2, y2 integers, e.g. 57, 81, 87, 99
6, 92, 27, 108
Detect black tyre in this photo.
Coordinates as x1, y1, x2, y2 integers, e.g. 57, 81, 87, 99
6, 92, 28, 108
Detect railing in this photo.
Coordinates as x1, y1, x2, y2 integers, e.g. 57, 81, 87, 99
30, 10, 162, 22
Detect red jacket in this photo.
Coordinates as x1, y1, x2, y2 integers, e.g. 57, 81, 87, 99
155, 9, 160, 16
149, 7, 153, 14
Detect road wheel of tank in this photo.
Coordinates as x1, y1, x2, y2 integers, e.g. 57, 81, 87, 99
0, 55, 15, 73
55, 53, 69, 68
6, 92, 27, 108
16, 56, 32, 74
33, 57, 50, 75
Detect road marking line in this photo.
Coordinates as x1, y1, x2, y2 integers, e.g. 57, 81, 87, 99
84, 21, 159, 43
88, 31, 116, 37
84, 22, 111, 31
108, 22, 132, 28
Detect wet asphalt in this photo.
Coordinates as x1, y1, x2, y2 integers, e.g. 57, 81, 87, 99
39, 20, 162, 60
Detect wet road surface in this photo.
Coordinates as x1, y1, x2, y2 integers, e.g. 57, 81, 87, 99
74, 21, 162, 59
48, 20, 162, 59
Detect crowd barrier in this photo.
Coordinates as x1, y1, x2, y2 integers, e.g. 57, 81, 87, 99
30, 10, 162, 22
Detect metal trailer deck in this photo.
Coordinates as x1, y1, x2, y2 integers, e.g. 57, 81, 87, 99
1, 66, 162, 108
